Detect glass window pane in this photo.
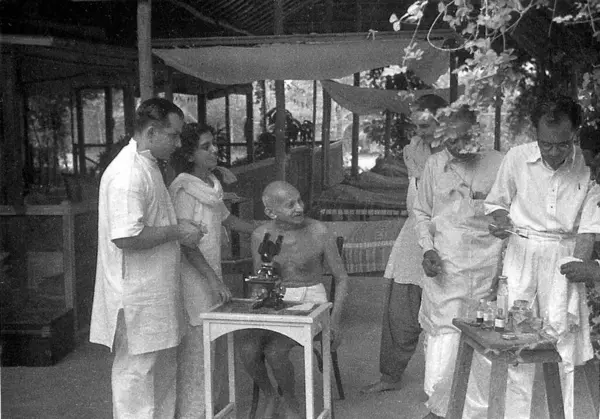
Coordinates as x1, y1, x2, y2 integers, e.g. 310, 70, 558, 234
174, 93, 199, 123
112, 88, 125, 142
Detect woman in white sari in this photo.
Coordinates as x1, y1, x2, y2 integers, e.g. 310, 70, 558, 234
169, 123, 254, 419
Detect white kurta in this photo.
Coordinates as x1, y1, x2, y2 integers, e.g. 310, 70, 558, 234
384, 137, 432, 285
484, 143, 593, 419
90, 140, 183, 355
413, 149, 504, 417
413, 149, 505, 335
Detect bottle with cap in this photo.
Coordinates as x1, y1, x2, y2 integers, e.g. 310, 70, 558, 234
483, 301, 495, 328
476, 298, 486, 324
494, 308, 506, 332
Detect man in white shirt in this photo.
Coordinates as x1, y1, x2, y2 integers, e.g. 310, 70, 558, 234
413, 106, 505, 419
90, 98, 204, 419
486, 95, 593, 419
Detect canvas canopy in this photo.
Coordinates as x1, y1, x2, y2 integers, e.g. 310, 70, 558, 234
153, 37, 450, 86
320, 80, 463, 115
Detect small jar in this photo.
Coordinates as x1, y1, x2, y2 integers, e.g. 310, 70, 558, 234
508, 300, 532, 333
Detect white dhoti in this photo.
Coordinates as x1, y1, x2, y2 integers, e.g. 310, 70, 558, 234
502, 232, 592, 419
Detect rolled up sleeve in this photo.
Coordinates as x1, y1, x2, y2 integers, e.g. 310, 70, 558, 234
484, 150, 515, 215
107, 173, 146, 240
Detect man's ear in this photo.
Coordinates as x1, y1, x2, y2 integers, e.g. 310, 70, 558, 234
144, 125, 156, 142
264, 207, 277, 220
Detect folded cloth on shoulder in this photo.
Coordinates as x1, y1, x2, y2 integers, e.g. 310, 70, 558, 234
548, 257, 594, 372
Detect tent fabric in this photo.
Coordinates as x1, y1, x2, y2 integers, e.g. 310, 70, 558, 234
153, 38, 450, 85
320, 80, 458, 115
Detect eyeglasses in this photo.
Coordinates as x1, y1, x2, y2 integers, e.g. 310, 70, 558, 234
537, 140, 572, 153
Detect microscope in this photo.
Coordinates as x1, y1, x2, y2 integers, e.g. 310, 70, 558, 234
245, 233, 286, 310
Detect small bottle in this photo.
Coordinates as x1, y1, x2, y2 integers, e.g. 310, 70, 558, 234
483, 301, 495, 328
494, 308, 506, 332
476, 298, 486, 324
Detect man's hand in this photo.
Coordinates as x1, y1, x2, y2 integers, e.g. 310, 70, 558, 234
560, 261, 600, 284
331, 318, 343, 350
422, 250, 443, 277
488, 212, 513, 239
209, 272, 232, 303
177, 219, 206, 248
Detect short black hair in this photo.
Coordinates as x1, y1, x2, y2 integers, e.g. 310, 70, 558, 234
450, 105, 477, 125
414, 94, 448, 114
170, 123, 216, 175
134, 97, 184, 134
531, 95, 582, 130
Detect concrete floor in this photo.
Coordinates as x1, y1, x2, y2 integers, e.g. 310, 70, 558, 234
1, 276, 598, 418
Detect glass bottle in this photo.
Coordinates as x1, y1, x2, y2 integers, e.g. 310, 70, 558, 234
476, 298, 486, 324
494, 308, 506, 332
483, 301, 495, 328
496, 276, 509, 323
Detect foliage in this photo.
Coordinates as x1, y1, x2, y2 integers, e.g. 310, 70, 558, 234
392, 0, 600, 153
254, 108, 315, 160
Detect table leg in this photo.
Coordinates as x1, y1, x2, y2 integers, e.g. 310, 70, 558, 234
322, 321, 332, 417
305, 338, 315, 419
446, 335, 474, 419
204, 327, 214, 419
488, 358, 508, 419
575, 362, 599, 418
543, 362, 565, 419
227, 333, 236, 412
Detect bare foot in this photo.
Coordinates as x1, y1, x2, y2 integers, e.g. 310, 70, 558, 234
263, 394, 281, 419
360, 380, 400, 394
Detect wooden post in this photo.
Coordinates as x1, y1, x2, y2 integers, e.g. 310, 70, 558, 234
245, 89, 255, 162
494, 89, 502, 151
351, 72, 360, 178
164, 66, 174, 102
123, 86, 136, 138
259, 80, 267, 133
137, 0, 153, 101
384, 110, 392, 157
104, 87, 114, 146
450, 51, 458, 103
1, 46, 25, 206
307, 80, 318, 209
197, 94, 207, 125
75, 90, 86, 175
321, 0, 333, 190
274, 0, 286, 181
225, 93, 232, 166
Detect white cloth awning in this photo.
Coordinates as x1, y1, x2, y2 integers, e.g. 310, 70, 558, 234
153, 37, 450, 85
320, 80, 462, 115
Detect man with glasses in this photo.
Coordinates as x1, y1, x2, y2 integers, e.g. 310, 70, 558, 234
486, 95, 593, 419
90, 98, 204, 419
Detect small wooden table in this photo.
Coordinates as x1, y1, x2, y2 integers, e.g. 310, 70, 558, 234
447, 318, 598, 419
200, 298, 333, 419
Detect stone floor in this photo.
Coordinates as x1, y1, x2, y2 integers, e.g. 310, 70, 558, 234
1, 276, 598, 418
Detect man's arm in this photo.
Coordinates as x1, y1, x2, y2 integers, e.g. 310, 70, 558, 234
412, 159, 442, 276
322, 232, 349, 350
222, 214, 255, 235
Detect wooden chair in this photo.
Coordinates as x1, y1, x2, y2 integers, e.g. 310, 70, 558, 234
248, 236, 346, 419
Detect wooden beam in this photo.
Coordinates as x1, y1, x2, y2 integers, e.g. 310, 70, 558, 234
307, 79, 317, 208
197, 94, 207, 125
137, 0, 153, 101
351, 72, 360, 178
163, 0, 253, 36
75, 90, 86, 175
152, 29, 456, 48
321, 90, 331, 189
450, 51, 458, 103
494, 89, 502, 151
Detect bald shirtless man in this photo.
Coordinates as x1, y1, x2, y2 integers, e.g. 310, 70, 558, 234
239, 181, 349, 419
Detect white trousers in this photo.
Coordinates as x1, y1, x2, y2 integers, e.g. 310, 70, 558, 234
176, 324, 227, 419
424, 332, 490, 418
112, 310, 178, 419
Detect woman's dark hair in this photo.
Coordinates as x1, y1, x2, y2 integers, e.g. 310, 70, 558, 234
413, 94, 448, 114
134, 97, 184, 134
531, 95, 582, 130
170, 123, 215, 175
